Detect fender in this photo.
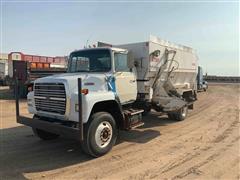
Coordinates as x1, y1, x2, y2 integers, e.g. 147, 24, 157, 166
69, 91, 117, 123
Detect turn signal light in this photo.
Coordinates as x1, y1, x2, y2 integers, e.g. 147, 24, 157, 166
81, 89, 89, 95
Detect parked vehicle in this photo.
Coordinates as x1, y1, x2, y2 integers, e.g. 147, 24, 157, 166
0, 62, 5, 85
197, 66, 208, 91
0, 60, 8, 86
16, 36, 198, 157
9, 60, 66, 97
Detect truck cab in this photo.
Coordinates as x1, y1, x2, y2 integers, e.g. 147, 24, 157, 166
28, 47, 137, 121
197, 66, 208, 91
27, 47, 141, 157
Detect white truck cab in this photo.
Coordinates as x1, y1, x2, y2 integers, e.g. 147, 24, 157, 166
25, 47, 143, 157
18, 36, 198, 157
28, 47, 137, 123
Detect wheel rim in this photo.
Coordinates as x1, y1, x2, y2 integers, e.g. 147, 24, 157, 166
181, 106, 188, 118
95, 121, 113, 148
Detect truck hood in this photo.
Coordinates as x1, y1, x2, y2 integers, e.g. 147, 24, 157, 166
34, 73, 111, 93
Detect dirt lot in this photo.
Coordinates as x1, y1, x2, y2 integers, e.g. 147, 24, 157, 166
0, 84, 239, 180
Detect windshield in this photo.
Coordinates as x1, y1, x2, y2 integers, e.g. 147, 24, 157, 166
68, 49, 111, 73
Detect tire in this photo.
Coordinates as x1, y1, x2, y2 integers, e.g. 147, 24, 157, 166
81, 112, 117, 157
167, 112, 176, 120
32, 128, 59, 140
167, 106, 188, 121
175, 106, 188, 121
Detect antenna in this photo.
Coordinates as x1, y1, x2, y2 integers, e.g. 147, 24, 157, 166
85, 34, 92, 48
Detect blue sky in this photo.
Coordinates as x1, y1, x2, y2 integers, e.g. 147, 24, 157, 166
1, 1, 239, 75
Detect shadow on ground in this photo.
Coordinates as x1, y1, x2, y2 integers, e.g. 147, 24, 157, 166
0, 112, 176, 179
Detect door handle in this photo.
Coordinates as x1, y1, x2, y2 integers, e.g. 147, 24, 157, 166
130, 80, 136, 83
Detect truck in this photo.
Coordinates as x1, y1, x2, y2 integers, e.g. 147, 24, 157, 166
8, 60, 66, 97
16, 36, 198, 157
197, 66, 208, 91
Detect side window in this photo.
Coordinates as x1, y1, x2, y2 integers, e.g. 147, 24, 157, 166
114, 53, 129, 72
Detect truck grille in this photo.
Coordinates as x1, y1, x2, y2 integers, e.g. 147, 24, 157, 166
34, 83, 66, 115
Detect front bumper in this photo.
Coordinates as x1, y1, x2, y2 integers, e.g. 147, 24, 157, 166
17, 115, 81, 141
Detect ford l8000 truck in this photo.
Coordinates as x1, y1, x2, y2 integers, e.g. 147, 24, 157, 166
16, 36, 198, 157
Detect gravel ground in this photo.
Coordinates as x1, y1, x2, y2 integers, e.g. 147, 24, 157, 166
0, 83, 239, 180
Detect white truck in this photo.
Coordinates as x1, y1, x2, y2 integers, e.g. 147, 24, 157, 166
16, 36, 198, 157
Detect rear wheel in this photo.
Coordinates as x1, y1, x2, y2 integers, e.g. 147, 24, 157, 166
167, 112, 176, 120
175, 106, 188, 121
167, 106, 188, 121
81, 112, 117, 157
32, 128, 59, 140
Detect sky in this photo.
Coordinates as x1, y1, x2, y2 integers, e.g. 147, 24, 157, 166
1, 1, 239, 76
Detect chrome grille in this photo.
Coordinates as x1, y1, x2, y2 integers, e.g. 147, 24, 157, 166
34, 83, 66, 115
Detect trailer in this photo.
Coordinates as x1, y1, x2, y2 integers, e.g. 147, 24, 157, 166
9, 60, 66, 97
16, 36, 198, 157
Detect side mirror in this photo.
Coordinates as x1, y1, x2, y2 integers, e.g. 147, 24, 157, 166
127, 51, 135, 68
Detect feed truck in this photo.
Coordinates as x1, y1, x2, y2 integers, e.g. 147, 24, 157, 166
16, 36, 198, 157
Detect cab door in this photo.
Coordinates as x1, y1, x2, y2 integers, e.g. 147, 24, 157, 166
114, 52, 137, 104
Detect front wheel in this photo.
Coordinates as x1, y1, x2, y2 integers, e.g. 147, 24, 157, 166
81, 112, 117, 157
